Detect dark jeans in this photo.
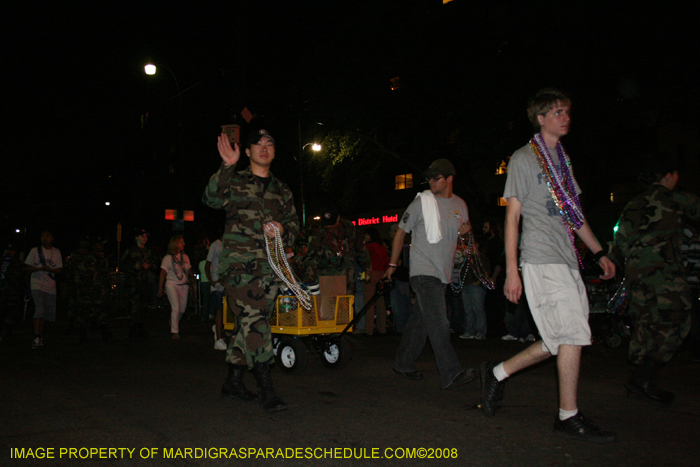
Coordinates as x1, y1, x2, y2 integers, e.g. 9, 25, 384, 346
446, 286, 464, 334
462, 284, 487, 337
394, 275, 464, 388
200, 282, 213, 321
390, 280, 411, 334
505, 297, 532, 338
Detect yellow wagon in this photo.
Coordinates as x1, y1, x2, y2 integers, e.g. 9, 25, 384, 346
223, 294, 355, 373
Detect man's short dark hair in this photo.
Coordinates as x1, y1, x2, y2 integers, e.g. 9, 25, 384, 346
641, 154, 680, 185
527, 88, 572, 131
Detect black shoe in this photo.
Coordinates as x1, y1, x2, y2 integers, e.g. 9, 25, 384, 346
253, 363, 287, 413
442, 368, 476, 389
624, 379, 675, 406
480, 361, 506, 416
624, 357, 675, 407
221, 364, 257, 402
221, 380, 257, 401
553, 412, 616, 444
393, 368, 424, 381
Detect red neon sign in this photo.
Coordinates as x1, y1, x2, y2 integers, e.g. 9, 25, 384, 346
352, 214, 399, 226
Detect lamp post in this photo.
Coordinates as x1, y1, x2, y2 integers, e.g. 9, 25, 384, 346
298, 141, 321, 227
143, 63, 183, 125
143, 62, 186, 230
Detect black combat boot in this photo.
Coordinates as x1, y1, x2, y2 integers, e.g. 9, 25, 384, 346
221, 364, 257, 401
624, 357, 675, 407
253, 363, 287, 413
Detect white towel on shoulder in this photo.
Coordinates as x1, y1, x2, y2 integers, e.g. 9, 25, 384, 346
417, 190, 442, 244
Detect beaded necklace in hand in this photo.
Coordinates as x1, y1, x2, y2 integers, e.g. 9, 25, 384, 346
264, 224, 312, 310
450, 232, 495, 294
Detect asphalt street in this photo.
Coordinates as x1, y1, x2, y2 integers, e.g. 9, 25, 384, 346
1, 311, 697, 467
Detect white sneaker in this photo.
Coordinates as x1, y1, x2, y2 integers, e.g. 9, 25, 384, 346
459, 333, 475, 339
525, 334, 536, 342
32, 337, 42, 349
214, 339, 227, 350
501, 334, 518, 341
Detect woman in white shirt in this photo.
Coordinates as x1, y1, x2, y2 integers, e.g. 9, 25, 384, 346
158, 235, 194, 338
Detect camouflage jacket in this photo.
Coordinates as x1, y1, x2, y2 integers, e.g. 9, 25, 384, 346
75, 251, 110, 293
302, 218, 370, 279
65, 247, 90, 285
202, 163, 298, 278
0, 254, 23, 304
615, 184, 700, 279
120, 246, 158, 282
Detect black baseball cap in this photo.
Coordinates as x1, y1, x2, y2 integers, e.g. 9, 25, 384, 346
246, 128, 275, 148
423, 159, 456, 180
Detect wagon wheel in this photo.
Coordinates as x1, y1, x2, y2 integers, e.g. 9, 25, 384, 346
320, 337, 351, 369
276, 336, 309, 373
605, 332, 622, 348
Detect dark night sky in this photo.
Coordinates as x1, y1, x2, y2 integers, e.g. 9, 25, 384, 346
3, 1, 699, 252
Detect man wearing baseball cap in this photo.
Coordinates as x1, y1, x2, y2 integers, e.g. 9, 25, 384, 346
386, 158, 477, 389
203, 127, 299, 413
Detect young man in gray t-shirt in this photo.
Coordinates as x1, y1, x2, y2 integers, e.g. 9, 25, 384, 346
386, 159, 476, 389
480, 89, 617, 444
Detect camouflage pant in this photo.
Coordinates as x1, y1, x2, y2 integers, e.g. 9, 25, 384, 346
0, 288, 21, 333
125, 279, 151, 324
627, 273, 692, 365
224, 271, 279, 369
75, 293, 108, 327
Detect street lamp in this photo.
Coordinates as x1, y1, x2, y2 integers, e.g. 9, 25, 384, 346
299, 142, 322, 227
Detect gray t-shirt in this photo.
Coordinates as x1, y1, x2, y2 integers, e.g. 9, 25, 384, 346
399, 193, 469, 284
503, 143, 581, 269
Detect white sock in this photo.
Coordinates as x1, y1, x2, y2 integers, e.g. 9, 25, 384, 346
493, 362, 509, 382
559, 408, 578, 420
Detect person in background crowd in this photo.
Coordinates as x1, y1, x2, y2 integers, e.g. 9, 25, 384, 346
362, 227, 389, 336
0, 244, 23, 344
459, 235, 490, 340
158, 235, 194, 339
25, 231, 63, 349
302, 206, 370, 296
206, 234, 227, 350
121, 229, 157, 339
